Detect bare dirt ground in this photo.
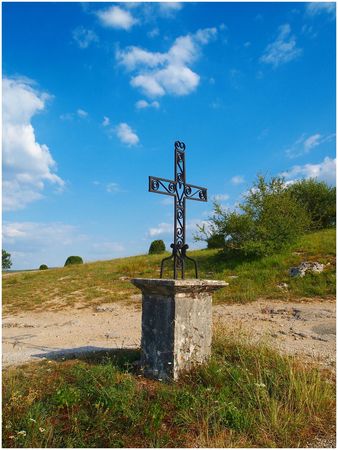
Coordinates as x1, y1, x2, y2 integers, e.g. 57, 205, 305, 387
2, 297, 336, 370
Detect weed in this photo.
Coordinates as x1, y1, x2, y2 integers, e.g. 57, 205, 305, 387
2, 325, 335, 448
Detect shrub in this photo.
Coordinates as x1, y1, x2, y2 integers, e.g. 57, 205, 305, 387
39, 264, 48, 270
288, 178, 336, 230
207, 234, 225, 249
196, 175, 310, 257
64, 256, 83, 267
148, 240, 166, 255
2, 250, 12, 270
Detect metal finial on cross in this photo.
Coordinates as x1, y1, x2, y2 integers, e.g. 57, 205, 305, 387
149, 141, 207, 279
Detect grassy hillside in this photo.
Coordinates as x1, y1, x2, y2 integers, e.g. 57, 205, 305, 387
3, 229, 335, 314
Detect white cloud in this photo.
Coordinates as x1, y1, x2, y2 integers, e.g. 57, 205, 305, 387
2, 221, 125, 269
91, 241, 125, 254
135, 99, 160, 109
102, 116, 110, 126
281, 156, 336, 185
106, 182, 120, 193
77, 108, 88, 118
303, 133, 321, 151
124, 2, 183, 21
306, 2, 335, 17
286, 132, 335, 158
213, 194, 230, 201
115, 122, 139, 146
2, 221, 86, 269
158, 2, 182, 16
3, 77, 64, 211
149, 222, 172, 237
148, 218, 206, 240
97, 5, 137, 30
72, 26, 98, 49
231, 175, 245, 185
60, 112, 74, 121
260, 24, 302, 68
116, 27, 217, 98
148, 27, 160, 38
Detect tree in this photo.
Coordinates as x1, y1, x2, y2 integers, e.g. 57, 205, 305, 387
288, 178, 336, 230
195, 175, 310, 257
148, 240, 166, 255
2, 250, 12, 270
39, 264, 48, 270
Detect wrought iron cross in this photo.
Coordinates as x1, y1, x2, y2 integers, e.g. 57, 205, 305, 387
149, 141, 207, 279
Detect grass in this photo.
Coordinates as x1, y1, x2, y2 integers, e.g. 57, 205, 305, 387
3, 325, 335, 448
3, 228, 335, 314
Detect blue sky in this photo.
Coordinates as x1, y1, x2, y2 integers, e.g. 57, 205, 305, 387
3, 1, 336, 269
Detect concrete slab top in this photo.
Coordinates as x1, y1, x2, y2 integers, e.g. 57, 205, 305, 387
131, 278, 228, 295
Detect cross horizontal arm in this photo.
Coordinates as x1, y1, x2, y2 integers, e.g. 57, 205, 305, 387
149, 176, 177, 197
184, 183, 207, 202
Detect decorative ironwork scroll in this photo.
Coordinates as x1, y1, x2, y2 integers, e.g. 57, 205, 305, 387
149, 141, 208, 279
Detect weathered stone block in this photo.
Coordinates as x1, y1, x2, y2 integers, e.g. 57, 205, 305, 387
131, 278, 227, 380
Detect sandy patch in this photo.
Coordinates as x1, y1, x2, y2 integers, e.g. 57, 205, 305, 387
3, 299, 335, 370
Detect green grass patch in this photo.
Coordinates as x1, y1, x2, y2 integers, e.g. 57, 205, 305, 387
3, 229, 335, 314
3, 326, 335, 448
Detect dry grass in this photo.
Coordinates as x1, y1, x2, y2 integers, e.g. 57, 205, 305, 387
3, 229, 335, 315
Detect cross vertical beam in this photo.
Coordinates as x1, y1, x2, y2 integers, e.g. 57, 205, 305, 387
149, 141, 207, 279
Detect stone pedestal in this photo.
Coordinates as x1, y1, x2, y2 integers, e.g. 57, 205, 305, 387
131, 278, 227, 381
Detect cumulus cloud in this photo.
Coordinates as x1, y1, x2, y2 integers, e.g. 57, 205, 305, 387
72, 26, 98, 48
306, 2, 335, 17
286, 132, 335, 158
135, 99, 160, 109
281, 156, 336, 185
158, 2, 183, 16
149, 222, 173, 237
3, 77, 64, 211
115, 122, 139, 146
96, 5, 137, 30
260, 24, 302, 68
231, 175, 245, 185
2, 221, 125, 269
116, 27, 218, 98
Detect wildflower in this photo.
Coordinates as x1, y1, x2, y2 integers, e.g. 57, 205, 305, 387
9, 435, 15, 440
255, 382, 266, 388
39, 428, 46, 433
17, 430, 27, 436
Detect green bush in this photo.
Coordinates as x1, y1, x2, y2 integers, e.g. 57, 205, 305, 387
148, 240, 166, 255
2, 249, 12, 270
288, 178, 336, 230
196, 175, 310, 257
207, 234, 225, 249
39, 264, 48, 270
64, 256, 83, 267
